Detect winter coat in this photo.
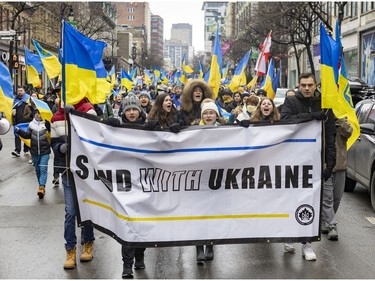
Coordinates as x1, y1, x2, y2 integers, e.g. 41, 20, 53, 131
50, 99, 97, 174
120, 111, 147, 125
18, 118, 51, 155
281, 90, 336, 171
179, 79, 214, 126
332, 117, 353, 172
12, 101, 33, 125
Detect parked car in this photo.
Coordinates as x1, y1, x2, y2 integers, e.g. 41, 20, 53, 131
346, 98, 375, 211
348, 77, 374, 106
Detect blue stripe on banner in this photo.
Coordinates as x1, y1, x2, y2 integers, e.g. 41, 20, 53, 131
79, 136, 316, 154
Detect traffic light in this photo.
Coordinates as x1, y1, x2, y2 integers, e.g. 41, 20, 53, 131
12, 54, 19, 69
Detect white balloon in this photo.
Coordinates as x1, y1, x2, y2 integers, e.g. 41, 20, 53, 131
0, 118, 10, 135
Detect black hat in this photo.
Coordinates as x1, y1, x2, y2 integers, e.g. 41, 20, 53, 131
257, 89, 267, 97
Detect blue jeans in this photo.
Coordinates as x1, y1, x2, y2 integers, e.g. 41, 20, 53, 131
62, 172, 95, 250
31, 154, 50, 186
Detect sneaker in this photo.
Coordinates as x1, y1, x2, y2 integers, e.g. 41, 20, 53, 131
284, 243, 296, 253
11, 151, 20, 157
134, 260, 145, 270
302, 243, 316, 261
28, 159, 33, 164
328, 225, 338, 241
24, 151, 30, 156
321, 220, 329, 234
52, 177, 59, 186
122, 265, 133, 279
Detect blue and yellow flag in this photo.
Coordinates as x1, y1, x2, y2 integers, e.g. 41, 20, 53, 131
208, 24, 223, 99
198, 62, 204, 80
203, 66, 211, 83
229, 51, 250, 92
0, 62, 13, 123
182, 54, 194, 74
62, 21, 108, 105
31, 97, 53, 122
247, 76, 257, 90
320, 22, 340, 109
107, 65, 116, 85
25, 48, 44, 87
121, 69, 133, 91
130, 67, 137, 80
32, 39, 61, 79
143, 69, 153, 86
260, 59, 279, 99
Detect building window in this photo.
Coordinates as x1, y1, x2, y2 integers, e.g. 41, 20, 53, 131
351, 2, 358, 17
361, 1, 375, 13
128, 15, 135, 20
343, 49, 358, 77
128, 8, 134, 13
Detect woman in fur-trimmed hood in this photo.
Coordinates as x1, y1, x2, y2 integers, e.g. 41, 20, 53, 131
178, 79, 214, 126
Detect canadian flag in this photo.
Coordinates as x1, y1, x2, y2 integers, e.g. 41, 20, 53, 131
255, 31, 272, 76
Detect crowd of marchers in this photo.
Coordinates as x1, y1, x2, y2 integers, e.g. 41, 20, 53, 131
0, 73, 353, 279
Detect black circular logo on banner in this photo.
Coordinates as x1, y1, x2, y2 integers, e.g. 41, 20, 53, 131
295, 204, 315, 225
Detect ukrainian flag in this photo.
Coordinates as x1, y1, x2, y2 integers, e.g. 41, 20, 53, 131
121, 69, 133, 91
62, 21, 108, 105
334, 57, 360, 150
0, 62, 14, 123
32, 39, 61, 79
182, 54, 194, 73
130, 67, 137, 80
25, 48, 44, 87
320, 22, 340, 109
208, 24, 223, 99
247, 76, 257, 90
198, 62, 204, 80
204, 67, 211, 83
261, 59, 279, 99
229, 51, 251, 92
107, 65, 116, 85
31, 97, 53, 122
143, 69, 152, 86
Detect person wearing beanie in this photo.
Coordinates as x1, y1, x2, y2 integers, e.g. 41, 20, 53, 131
256, 88, 268, 97
178, 79, 214, 126
217, 88, 234, 113
16, 108, 51, 198
118, 93, 147, 279
199, 98, 227, 126
139, 91, 153, 114
120, 93, 146, 124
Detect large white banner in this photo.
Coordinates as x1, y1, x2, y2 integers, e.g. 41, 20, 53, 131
69, 113, 322, 246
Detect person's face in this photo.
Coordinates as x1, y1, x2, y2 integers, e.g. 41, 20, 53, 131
34, 111, 41, 120
299, 77, 316, 98
286, 91, 296, 97
162, 96, 173, 112
125, 108, 140, 122
17, 88, 25, 98
175, 87, 182, 95
234, 93, 241, 103
139, 95, 149, 106
31, 93, 38, 99
260, 99, 274, 117
116, 95, 122, 102
243, 96, 249, 104
193, 87, 203, 102
202, 110, 218, 125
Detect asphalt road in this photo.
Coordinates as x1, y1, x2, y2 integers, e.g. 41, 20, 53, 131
1, 131, 375, 279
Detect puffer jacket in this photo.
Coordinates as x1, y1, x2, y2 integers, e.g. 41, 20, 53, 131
18, 118, 50, 155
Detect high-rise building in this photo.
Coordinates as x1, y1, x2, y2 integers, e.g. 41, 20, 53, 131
163, 40, 190, 71
202, 2, 228, 54
171, 23, 192, 46
151, 15, 164, 62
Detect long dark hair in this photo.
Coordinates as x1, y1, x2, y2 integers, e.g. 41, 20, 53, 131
147, 93, 177, 128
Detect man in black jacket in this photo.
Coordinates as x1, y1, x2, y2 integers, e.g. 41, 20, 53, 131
281, 73, 336, 261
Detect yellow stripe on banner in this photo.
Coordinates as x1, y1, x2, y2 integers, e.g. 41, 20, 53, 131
82, 199, 289, 222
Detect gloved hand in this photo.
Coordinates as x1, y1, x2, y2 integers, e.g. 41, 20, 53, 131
64, 105, 75, 115
145, 120, 159, 130
45, 120, 51, 132
169, 123, 181, 133
59, 143, 68, 154
238, 120, 250, 128
311, 111, 326, 120
323, 168, 332, 181
106, 117, 121, 127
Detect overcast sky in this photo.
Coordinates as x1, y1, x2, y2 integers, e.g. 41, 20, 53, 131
148, 0, 205, 52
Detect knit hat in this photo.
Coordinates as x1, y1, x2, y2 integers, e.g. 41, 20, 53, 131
201, 100, 219, 119
139, 90, 151, 100
257, 89, 267, 97
122, 93, 142, 113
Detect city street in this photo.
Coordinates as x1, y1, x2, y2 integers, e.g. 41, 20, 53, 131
1, 131, 375, 279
